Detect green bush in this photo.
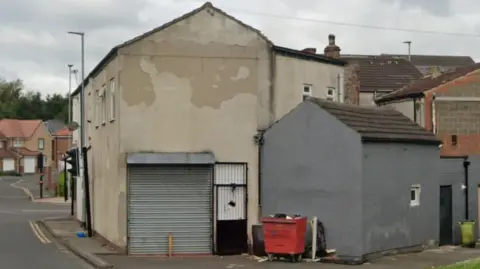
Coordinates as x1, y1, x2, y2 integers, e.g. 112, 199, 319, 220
57, 172, 66, 197
0, 171, 21, 176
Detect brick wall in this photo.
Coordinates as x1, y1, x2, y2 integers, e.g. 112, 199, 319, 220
343, 63, 360, 105
53, 136, 71, 170
424, 71, 480, 156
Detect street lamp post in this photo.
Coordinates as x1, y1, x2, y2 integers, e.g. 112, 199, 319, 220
68, 31, 90, 236
67, 32, 85, 150
403, 41, 412, 62
67, 64, 74, 148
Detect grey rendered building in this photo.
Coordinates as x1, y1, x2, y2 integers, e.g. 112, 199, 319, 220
260, 98, 441, 262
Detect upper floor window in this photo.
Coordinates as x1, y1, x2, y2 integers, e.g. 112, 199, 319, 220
13, 139, 24, 148
38, 138, 45, 150
101, 84, 107, 125
303, 84, 312, 101
326, 87, 336, 101
110, 78, 116, 121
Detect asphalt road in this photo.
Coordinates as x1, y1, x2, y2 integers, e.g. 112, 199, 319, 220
0, 176, 92, 269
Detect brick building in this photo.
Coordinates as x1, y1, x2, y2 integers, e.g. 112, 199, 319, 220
51, 127, 72, 171
376, 63, 480, 156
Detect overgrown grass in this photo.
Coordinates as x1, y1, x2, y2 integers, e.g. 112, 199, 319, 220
56, 171, 66, 197
435, 259, 480, 269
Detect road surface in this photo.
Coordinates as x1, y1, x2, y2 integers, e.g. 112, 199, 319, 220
0, 176, 92, 269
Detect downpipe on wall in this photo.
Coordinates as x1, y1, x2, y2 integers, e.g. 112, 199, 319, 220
254, 130, 265, 219
463, 157, 471, 220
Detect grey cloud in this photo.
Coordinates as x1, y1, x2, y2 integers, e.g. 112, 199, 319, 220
381, 0, 451, 17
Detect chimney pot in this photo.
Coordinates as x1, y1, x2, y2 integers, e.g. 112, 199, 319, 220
324, 34, 341, 59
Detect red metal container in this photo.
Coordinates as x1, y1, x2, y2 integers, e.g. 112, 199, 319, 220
262, 216, 307, 260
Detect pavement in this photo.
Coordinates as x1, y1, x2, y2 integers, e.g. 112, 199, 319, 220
8, 173, 480, 269
0, 176, 93, 268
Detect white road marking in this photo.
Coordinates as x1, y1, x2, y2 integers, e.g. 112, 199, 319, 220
9, 179, 35, 201
21, 209, 69, 213
29, 220, 51, 244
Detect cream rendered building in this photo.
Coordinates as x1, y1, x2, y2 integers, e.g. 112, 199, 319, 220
71, 2, 346, 255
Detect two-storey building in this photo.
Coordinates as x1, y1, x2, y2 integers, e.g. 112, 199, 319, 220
71, 2, 347, 255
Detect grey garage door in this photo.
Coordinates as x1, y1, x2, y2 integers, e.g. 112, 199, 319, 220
128, 165, 212, 255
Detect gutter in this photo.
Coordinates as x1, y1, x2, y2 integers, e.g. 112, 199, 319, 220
463, 157, 471, 220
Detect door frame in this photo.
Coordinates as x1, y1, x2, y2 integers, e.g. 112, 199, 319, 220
439, 185, 453, 246
213, 162, 248, 255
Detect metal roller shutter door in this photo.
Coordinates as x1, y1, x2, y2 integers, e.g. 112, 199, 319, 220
128, 165, 212, 255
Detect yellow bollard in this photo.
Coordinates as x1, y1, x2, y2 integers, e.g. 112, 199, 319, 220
168, 233, 173, 257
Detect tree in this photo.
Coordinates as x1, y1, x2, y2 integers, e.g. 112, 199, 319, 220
0, 77, 69, 122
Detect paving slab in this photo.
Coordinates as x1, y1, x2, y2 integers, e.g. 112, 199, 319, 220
39, 217, 116, 268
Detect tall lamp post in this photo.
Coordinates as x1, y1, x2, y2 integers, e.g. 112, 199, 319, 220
403, 41, 412, 62
67, 31, 88, 232
67, 64, 75, 148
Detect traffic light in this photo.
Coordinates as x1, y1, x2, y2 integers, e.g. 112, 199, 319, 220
65, 148, 79, 177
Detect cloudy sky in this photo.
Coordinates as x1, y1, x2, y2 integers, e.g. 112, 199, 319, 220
1, 0, 479, 95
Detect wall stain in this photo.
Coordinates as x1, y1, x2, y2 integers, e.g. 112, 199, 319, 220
118, 191, 126, 242
121, 50, 257, 109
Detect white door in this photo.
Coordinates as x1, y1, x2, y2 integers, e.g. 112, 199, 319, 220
24, 157, 36, 173
2, 158, 14, 171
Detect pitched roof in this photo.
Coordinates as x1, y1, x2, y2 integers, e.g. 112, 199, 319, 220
341, 56, 423, 92
0, 119, 42, 138
376, 63, 480, 103
306, 97, 440, 144
11, 147, 39, 156
274, 46, 347, 66
71, 2, 348, 98
55, 127, 72, 136
72, 2, 272, 97
381, 54, 475, 67
44, 119, 66, 135
0, 148, 16, 159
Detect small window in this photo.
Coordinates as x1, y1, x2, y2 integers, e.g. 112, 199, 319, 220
43, 156, 48, 166
303, 84, 312, 101
451, 135, 458, 146
326, 87, 336, 101
101, 85, 107, 125
38, 138, 45, 150
109, 78, 116, 121
13, 139, 24, 148
410, 185, 421, 207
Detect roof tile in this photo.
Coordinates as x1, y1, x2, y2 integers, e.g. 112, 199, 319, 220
341, 56, 423, 93
377, 63, 480, 103
0, 119, 42, 138
307, 97, 440, 144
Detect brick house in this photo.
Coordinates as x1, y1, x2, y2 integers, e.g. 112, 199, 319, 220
0, 119, 53, 173
340, 55, 423, 106
51, 127, 72, 171
376, 63, 480, 156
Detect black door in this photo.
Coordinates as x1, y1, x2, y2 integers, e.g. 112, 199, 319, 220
440, 185, 453, 246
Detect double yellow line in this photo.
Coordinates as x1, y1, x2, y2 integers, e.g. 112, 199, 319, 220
29, 221, 51, 244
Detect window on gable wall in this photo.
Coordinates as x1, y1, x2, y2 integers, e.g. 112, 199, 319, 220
326, 87, 336, 101
101, 84, 107, 125
303, 84, 312, 101
95, 89, 100, 128
109, 78, 116, 121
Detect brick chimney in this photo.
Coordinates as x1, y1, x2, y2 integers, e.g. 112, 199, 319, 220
324, 34, 341, 59
301, 48, 317, 54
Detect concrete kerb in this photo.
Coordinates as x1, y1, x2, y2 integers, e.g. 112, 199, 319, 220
10, 178, 36, 202
37, 220, 113, 269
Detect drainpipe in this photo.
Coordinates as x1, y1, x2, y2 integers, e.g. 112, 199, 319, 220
413, 98, 417, 123
463, 157, 471, 220
431, 94, 437, 134
254, 130, 265, 216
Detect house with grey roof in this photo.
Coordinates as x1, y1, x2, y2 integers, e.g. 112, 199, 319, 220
260, 97, 441, 263
381, 54, 475, 76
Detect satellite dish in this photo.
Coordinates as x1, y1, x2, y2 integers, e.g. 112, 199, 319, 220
68, 121, 79, 131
